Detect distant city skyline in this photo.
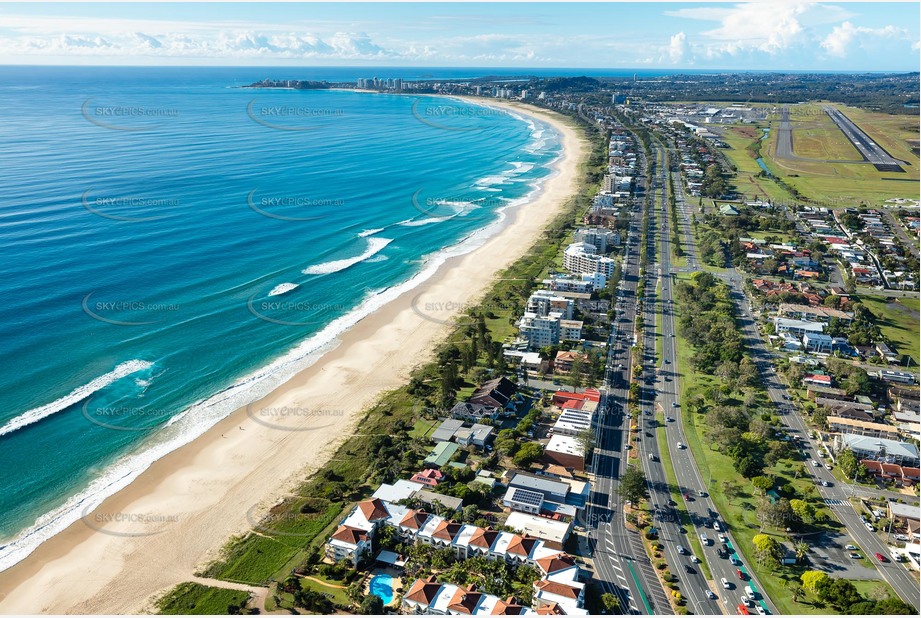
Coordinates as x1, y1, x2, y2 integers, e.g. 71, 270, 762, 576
0, 1, 918, 71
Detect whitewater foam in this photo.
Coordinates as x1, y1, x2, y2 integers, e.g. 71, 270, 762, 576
0, 93, 563, 575
302, 237, 393, 275
268, 283, 299, 297
0, 360, 153, 438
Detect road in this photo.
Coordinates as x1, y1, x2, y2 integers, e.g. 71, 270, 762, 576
630, 140, 724, 615
881, 208, 920, 260
668, 171, 921, 608
587, 133, 674, 615
659, 140, 781, 616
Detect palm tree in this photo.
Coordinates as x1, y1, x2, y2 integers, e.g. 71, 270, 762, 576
794, 541, 810, 563
787, 580, 805, 603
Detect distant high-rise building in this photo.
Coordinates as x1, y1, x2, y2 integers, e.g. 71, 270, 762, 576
520, 89, 529, 99
393, 78, 402, 90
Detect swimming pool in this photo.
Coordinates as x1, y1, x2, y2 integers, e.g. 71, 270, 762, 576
369, 573, 395, 604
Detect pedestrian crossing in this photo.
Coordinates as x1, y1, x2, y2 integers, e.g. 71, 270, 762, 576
825, 498, 848, 506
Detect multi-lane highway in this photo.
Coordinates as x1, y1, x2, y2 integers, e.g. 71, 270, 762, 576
588, 135, 673, 615
666, 136, 920, 610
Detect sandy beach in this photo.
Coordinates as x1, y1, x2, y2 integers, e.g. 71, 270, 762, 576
0, 99, 588, 614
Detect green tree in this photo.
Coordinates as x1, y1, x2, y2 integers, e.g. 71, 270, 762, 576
618, 466, 648, 504
752, 476, 774, 494
800, 570, 830, 594
600, 592, 621, 613
752, 534, 782, 568
359, 594, 384, 615
837, 448, 860, 480
513, 442, 544, 467
790, 499, 816, 525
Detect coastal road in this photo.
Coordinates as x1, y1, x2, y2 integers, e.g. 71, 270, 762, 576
633, 142, 724, 616
667, 158, 921, 609
659, 140, 780, 615
588, 135, 673, 615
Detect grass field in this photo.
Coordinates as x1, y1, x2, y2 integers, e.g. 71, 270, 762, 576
858, 295, 921, 362
670, 288, 874, 616
156, 582, 251, 615
759, 102, 920, 206
714, 128, 792, 203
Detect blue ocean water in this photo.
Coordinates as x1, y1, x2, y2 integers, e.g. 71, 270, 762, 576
0, 66, 560, 568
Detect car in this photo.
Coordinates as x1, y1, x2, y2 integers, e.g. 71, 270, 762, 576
664, 359, 670, 364
741, 596, 752, 608
698, 490, 707, 497
875, 553, 888, 562
713, 521, 721, 531
864, 522, 874, 532
718, 534, 727, 543
685, 564, 695, 574
825, 464, 832, 470
677, 544, 687, 555
849, 552, 862, 559
684, 493, 692, 501
821, 480, 829, 487
677, 441, 684, 449
705, 590, 716, 600
665, 416, 674, 422
736, 568, 745, 580
845, 544, 858, 550
894, 533, 910, 542
671, 401, 678, 407
721, 577, 731, 589
754, 605, 766, 615
691, 555, 701, 563
811, 460, 819, 467
700, 533, 709, 544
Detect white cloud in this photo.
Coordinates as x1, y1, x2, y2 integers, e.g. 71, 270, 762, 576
821, 21, 907, 57
665, 2, 855, 58
666, 32, 688, 63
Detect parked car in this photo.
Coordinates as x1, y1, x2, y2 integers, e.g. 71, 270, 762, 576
849, 552, 862, 559
845, 544, 858, 550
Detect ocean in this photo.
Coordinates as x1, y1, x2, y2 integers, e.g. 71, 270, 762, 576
0, 66, 561, 569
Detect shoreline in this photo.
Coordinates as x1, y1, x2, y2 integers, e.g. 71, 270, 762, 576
0, 99, 588, 614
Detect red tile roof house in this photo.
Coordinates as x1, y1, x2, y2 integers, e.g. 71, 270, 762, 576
410, 468, 444, 487
324, 498, 391, 566
803, 374, 832, 387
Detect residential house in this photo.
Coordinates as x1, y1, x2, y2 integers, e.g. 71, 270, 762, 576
471, 377, 518, 409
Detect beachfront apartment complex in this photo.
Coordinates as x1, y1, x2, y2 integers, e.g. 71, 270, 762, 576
325, 498, 588, 614
517, 290, 583, 350
563, 242, 616, 279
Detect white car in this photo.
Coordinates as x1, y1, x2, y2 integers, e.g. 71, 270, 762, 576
700, 533, 709, 545
705, 590, 716, 600
713, 521, 721, 531
721, 577, 731, 589
864, 522, 874, 532
718, 533, 727, 543
811, 460, 819, 467
824, 464, 832, 470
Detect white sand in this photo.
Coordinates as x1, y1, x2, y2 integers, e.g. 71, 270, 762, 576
0, 99, 588, 614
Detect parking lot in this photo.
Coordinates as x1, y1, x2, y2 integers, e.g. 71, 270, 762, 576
807, 531, 883, 580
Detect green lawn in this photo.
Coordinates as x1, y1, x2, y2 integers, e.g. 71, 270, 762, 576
858, 295, 921, 362
672, 294, 853, 616
156, 582, 251, 615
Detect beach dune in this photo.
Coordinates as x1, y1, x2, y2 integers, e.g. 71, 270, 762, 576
0, 100, 587, 614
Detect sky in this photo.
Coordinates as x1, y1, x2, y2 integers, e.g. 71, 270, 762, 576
0, 1, 918, 71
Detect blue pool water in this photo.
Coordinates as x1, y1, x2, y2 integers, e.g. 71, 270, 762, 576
369, 573, 395, 604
